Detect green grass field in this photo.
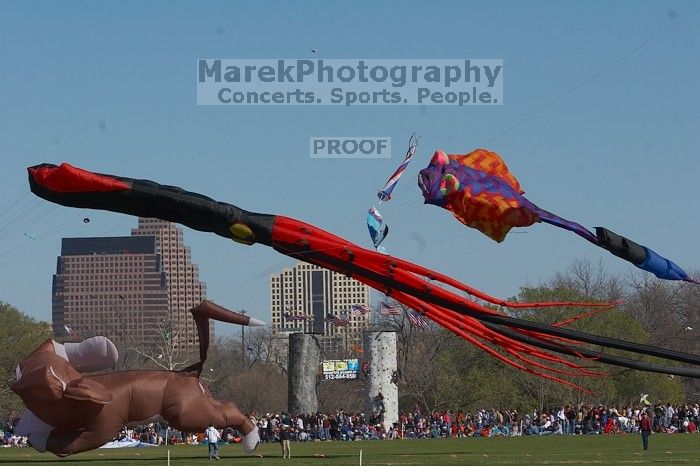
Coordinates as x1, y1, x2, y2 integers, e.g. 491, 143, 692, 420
1, 434, 698, 465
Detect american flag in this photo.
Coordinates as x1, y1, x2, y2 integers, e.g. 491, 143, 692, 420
408, 311, 430, 329
351, 304, 371, 315
325, 313, 350, 326
379, 301, 401, 316
284, 312, 310, 322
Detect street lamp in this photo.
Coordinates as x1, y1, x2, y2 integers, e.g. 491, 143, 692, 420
240, 309, 247, 367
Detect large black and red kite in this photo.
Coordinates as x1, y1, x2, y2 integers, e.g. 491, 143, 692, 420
28, 163, 700, 392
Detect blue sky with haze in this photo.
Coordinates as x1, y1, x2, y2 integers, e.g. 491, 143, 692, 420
1, 0, 698, 336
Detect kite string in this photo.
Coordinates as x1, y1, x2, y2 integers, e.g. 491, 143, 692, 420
480, 7, 699, 147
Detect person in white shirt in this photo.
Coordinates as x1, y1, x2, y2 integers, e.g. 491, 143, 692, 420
205, 424, 221, 460
664, 404, 675, 428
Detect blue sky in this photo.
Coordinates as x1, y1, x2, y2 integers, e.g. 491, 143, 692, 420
1, 0, 698, 336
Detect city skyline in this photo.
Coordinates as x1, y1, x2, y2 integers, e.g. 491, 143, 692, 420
51, 219, 208, 360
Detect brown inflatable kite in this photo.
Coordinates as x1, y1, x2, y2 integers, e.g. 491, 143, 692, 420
12, 300, 263, 457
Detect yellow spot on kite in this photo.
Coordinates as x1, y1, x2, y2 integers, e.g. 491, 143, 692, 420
229, 222, 255, 245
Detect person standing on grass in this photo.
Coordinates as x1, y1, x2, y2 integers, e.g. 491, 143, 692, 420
205, 423, 221, 460
280, 425, 292, 458
640, 411, 652, 451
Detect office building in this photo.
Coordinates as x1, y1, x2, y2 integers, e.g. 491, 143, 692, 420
52, 218, 207, 358
270, 262, 371, 355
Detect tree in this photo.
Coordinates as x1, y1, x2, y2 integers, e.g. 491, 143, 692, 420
130, 317, 192, 371
243, 326, 289, 373
204, 333, 288, 414
506, 259, 688, 408
0, 302, 52, 419
625, 272, 700, 399
318, 378, 364, 413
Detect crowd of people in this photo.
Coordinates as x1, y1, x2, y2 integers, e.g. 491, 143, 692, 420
241, 402, 699, 442
2, 402, 698, 449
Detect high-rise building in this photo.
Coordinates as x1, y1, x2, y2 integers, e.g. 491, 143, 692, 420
52, 219, 207, 359
270, 262, 371, 355
52, 235, 169, 348
131, 218, 208, 354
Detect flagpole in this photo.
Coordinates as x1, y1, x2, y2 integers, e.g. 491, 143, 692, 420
241, 309, 247, 367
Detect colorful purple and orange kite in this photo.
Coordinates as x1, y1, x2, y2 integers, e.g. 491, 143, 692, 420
418, 149, 698, 284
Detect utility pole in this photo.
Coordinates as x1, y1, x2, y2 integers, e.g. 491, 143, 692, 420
241, 309, 247, 367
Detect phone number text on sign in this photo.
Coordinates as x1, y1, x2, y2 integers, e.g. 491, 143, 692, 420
324, 372, 358, 380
